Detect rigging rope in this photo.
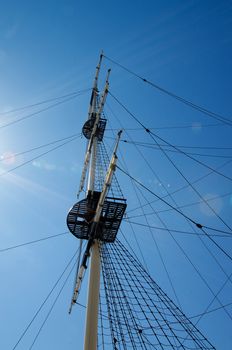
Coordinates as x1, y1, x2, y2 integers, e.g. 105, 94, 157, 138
0, 136, 78, 177
100, 239, 216, 349
0, 90, 89, 115
108, 92, 232, 238
126, 192, 231, 223
0, 88, 90, 130
116, 138, 232, 159
124, 220, 232, 238
109, 92, 232, 183
0, 232, 68, 253
0, 133, 81, 163
105, 104, 232, 308
11, 248, 79, 350
117, 165, 232, 263
28, 259, 77, 349
103, 54, 232, 126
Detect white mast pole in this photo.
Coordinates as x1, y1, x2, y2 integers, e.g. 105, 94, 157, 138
84, 130, 122, 350
84, 69, 111, 350
69, 69, 111, 312
69, 55, 104, 315
88, 51, 103, 120
83, 241, 101, 350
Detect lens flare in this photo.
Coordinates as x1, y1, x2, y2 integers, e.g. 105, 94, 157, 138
0, 151, 16, 165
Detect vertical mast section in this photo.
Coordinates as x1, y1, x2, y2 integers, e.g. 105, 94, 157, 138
77, 52, 103, 198
78, 69, 111, 197
84, 131, 122, 350
69, 53, 104, 315
83, 242, 100, 350
68, 64, 110, 314
87, 69, 110, 193
87, 51, 103, 120
66, 56, 126, 348
67, 131, 125, 313
84, 69, 111, 350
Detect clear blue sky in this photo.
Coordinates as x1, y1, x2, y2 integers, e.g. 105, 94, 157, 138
0, 0, 232, 349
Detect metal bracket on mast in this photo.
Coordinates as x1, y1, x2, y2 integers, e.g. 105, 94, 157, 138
68, 130, 123, 313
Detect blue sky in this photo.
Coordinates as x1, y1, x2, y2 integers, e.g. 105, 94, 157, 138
0, 0, 232, 349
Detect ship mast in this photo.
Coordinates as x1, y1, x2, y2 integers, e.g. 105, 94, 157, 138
66, 53, 127, 350
84, 129, 122, 349
66, 54, 216, 350
84, 66, 110, 350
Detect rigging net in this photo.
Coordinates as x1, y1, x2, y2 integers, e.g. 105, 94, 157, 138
98, 239, 215, 350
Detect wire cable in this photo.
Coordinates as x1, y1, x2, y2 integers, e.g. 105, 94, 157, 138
127, 192, 231, 221
117, 165, 201, 226
0, 232, 68, 253
0, 88, 90, 130
124, 220, 232, 238
0, 89, 89, 115
119, 139, 232, 151
0, 133, 81, 163
125, 159, 232, 216
0, 136, 78, 177
147, 129, 232, 232
117, 166, 232, 263
106, 103, 232, 299
106, 122, 224, 131
109, 92, 232, 183
117, 138, 232, 159
133, 184, 183, 309
103, 54, 232, 126
117, 119, 232, 290
109, 92, 232, 239
11, 248, 79, 350
28, 258, 77, 349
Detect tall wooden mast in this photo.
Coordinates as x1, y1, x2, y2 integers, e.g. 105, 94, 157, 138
66, 54, 127, 350
83, 66, 110, 350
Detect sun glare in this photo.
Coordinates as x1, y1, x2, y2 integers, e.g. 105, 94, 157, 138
0, 151, 16, 165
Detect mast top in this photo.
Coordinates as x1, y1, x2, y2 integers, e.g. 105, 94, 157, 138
93, 52, 103, 91
82, 68, 110, 142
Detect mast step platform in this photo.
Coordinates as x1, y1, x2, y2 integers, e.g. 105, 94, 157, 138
67, 191, 127, 242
